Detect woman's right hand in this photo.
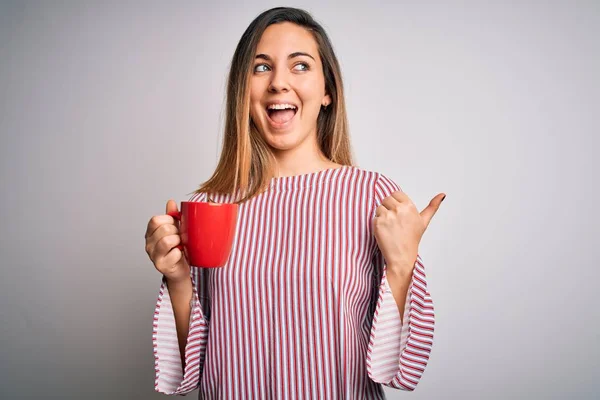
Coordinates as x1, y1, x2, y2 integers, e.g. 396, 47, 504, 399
145, 199, 191, 283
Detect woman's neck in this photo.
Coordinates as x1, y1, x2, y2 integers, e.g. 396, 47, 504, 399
271, 139, 341, 178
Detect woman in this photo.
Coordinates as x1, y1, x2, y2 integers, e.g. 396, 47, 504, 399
145, 7, 444, 399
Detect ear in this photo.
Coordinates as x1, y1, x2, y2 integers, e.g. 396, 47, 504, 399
322, 93, 332, 107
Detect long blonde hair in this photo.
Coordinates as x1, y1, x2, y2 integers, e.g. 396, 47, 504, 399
192, 7, 354, 203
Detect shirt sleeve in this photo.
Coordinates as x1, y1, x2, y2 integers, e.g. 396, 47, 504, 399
152, 191, 211, 395
153, 269, 209, 395
365, 173, 435, 391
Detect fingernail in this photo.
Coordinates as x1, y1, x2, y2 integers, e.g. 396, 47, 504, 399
441, 195, 446, 202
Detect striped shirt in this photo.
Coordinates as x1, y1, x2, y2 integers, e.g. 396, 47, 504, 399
152, 165, 435, 399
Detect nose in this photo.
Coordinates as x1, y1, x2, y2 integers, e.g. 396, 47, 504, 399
268, 67, 290, 93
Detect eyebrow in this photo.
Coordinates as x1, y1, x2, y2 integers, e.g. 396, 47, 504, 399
255, 52, 315, 62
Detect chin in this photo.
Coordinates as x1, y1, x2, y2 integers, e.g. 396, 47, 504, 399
265, 136, 304, 152
255, 124, 303, 150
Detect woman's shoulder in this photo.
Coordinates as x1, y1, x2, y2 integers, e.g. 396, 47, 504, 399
183, 166, 402, 204
344, 166, 403, 210
346, 165, 401, 191
186, 191, 235, 203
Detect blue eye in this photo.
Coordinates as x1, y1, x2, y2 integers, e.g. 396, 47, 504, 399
254, 64, 270, 72
254, 63, 309, 73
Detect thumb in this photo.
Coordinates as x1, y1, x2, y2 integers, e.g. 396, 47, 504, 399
166, 199, 180, 229
420, 193, 446, 229
165, 199, 179, 216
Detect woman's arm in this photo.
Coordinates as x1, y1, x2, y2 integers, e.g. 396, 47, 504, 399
165, 277, 193, 367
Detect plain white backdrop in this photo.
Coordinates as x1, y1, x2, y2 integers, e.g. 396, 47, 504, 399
1, 1, 598, 399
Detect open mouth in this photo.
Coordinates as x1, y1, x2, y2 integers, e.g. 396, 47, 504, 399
266, 105, 298, 127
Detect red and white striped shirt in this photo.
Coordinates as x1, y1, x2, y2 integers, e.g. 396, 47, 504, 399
152, 166, 435, 399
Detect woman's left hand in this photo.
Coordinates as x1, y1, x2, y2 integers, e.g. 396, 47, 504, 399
373, 191, 446, 274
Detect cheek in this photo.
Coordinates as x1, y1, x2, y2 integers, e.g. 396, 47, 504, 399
300, 79, 322, 96
249, 96, 264, 122
249, 82, 265, 117
249, 104, 261, 122
296, 81, 319, 101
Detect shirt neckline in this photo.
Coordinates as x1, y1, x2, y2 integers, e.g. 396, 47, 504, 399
268, 165, 354, 191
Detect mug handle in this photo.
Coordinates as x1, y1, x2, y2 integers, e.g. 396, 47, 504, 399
167, 210, 183, 251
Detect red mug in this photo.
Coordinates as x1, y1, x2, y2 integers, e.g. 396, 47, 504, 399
168, 201, 238, 268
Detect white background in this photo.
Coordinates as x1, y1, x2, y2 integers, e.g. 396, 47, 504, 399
1, 1, 598, 399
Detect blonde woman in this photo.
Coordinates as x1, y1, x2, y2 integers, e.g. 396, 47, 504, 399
144, 7, 444, 399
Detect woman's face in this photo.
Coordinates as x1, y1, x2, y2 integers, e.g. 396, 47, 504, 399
249, 22, 331, 153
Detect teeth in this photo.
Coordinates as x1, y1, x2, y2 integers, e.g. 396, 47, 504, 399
267, 103, 297, 110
